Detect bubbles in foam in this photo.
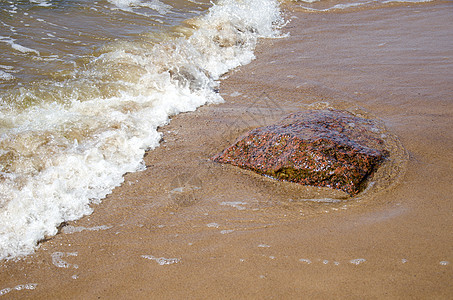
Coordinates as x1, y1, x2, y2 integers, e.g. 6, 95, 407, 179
0, 37, 40, 55
299, 258, 312, 264
207, 223, 220, 228
221, 201, 247, 210
29, 0, 52, 7
349, 258, 367, 265
141, 255, 180, 265
229, 91, 242, 97
51, 252, 78, 269
297, 0, 433, 12
0, 288, 10, 296
0, 283, 37, 297
107, 0, 173, 14
296, 257, 452, 267
0, 70, 14, 81
61, 225, 112, 234
382, 0, 433, 2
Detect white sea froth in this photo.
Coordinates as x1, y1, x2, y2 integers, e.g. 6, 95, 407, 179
51, 251, 78, 268
0, 70, 14, 81
61, 225, 112, 234
141, 255, 180, 265
0, 37, 40, 55
299, 0, 433, 12
30, 0, 52, 7
0, 0, 284, 260
0, 283, 37, 297
221, 201, 247, 210
350, 258, 367, 265
299, 258, 312, 264
107, 0, 173, 14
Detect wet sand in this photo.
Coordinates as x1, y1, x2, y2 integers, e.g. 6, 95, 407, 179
1, 1, 452, 299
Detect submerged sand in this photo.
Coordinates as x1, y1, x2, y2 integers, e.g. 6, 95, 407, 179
1, 2, 452, 299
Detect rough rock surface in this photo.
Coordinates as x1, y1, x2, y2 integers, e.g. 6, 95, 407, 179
212, 109, 389, 195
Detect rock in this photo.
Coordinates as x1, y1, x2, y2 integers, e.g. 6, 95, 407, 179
212, 109, 389, 195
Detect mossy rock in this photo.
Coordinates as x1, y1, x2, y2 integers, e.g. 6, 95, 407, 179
212, 109, 389, 196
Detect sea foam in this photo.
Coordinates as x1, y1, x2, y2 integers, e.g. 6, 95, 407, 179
0, 70, 14, 81
0, 0, 284, 260
107, 0, 173, 14
297, 0, 433, 11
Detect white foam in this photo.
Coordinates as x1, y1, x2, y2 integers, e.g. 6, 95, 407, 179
349, 258, 367, 265
0, 283, 37, 296
220, 201, 247, 210
61, 225, 112, 234
0, 70, 14, 81
107, 0, 172, 14
329, 2, 372, 10
188, 0, 209, 4
299, 0, 433, 12
0, 65, 14, 70
383, 0, 433, 2
141, 255, 180, 265
0, 288, 11, 296
300, 198, 341, 203
0, 37, 40, 55
0, 0, 284, 260
51, 251, 78, 268
29, 0, 52, 7
298, 2, 371, 11
299, 258, 312, 264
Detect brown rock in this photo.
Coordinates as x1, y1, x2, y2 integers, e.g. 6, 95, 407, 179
212, 109, 389, 195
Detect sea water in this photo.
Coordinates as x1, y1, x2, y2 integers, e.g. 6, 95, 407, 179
0, 0, 284, 260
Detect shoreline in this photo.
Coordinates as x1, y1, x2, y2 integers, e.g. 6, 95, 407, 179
1, 1, 452, 298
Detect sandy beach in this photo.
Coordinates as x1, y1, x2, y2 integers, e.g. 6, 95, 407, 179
1, 1, 452, 299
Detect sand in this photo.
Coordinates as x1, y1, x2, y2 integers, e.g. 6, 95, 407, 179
1, 2, 452, 299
